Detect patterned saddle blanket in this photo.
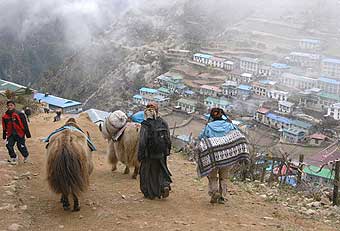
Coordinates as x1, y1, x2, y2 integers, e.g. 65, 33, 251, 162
44, 125, 97, 151
195, 130, 250, 178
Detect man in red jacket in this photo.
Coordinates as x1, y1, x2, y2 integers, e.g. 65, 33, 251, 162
2, 101, 31, 164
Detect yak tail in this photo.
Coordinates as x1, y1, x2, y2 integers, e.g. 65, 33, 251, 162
47, 145, 89, 197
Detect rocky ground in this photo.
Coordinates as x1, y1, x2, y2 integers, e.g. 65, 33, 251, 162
0, 113, 339, 231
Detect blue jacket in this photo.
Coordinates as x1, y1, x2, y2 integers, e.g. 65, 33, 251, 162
198, 120, 237, 140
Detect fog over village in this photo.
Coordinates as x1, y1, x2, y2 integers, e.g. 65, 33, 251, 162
1, 0, 340, 230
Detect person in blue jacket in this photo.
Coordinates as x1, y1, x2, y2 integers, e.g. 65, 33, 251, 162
198, 107, 237, 204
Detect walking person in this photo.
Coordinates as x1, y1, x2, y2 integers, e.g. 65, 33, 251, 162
24, 107, 32, 123
138, 102, 172, 199
2, 101, 31, 164
198, 108, 237, 204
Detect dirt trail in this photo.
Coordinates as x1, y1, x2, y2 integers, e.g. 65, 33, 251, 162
0, 113, 338, 231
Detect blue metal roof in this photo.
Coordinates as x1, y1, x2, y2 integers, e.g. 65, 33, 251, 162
319, 77, 340, 85
301, 39, 320, 44
322, 58, 340, 64
271, 63, 289, 69
238, 84, 252, 91
131, 111, 144, 123
184, 90, 195, 95
34, 93, 81, 108
140, 87, 158, 94
266, 113, 292, 124
259, 80, 276, 85
133, 94, 143, 99
193, 53, 213, 59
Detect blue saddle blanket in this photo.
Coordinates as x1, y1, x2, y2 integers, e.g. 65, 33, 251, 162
44, 125, 97, 151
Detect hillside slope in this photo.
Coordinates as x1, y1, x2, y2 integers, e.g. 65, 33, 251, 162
0, 113, 338, 231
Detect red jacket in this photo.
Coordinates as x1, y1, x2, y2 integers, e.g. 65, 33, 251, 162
2, 110, 31, 139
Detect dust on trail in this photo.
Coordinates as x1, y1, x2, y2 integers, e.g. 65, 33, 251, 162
0, 113, 338, 231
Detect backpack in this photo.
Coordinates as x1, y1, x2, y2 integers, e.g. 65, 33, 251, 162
143, 118, 171, 159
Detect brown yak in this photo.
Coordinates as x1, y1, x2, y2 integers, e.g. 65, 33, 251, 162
46, 118, 94, 211
99, 110, 140, 179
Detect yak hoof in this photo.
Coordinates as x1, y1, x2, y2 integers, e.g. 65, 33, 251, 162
132, 174, 137, 179
63, 206, 70, 211
111, 166, 117, 172
72, 207, 80, 212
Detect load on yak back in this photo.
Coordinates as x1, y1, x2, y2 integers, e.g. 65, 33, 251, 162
128, 111, 145, 124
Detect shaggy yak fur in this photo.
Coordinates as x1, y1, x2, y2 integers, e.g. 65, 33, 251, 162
46, 118, 94, 211
99, 112, 140, 179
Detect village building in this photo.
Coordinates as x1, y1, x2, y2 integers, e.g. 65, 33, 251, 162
221, 81, 237, 97
139, 87, 159, 97
258, 65, 271, 77
321, 57, 340, 78
317, 92, 340, 110
240, 73, 254, 83
204, 97, 231, 111
254, 107, 270, 124
281, 73, 317, 90
34, 93, 82, 114
226, 69, 242, 83
165, 49, 191, 65
270, 63, 290, 78
208, 56, 225, 68
317, 77, 340, 95
327, 103, 340, 120
176, 98, 197, 113
133, 94, 170, 107
237, 84, 252, 100
0, 79, 33, 95
290, 119, 313, 135
193, 53, 213, 65
299, 39, 321, 51
282, 128, 306, 144
199, 85, 221, 97
288, 52, 320, 67
278, 101, 295, 114
239, 57, 260, 74
266, 113, 292, 130
252, 80, 276, 97
308, 133, 328, 146
157, 87, 171, 97
267, 89, 289, 101
156, 73, 185, 93
223, 61, 234, 71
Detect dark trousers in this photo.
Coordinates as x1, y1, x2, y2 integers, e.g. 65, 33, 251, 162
6, 135, 29, 159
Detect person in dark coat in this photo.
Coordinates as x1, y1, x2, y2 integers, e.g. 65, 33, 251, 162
2, 101, 31, 164
24, 107, 32, 122
138, 102, 172, 199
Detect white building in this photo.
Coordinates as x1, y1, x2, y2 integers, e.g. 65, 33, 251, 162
222, 81, 238, 97
240, 57, 259, 74
327, 103, 340, 120
299, 39, 321, 51
208, 57, 225, 68
267, 90, 289, 101
193, 53, 213, 65
270, 63, 290, 78
176, 98, 197, 113
240, 73, 254, 83
321, 58, 340, 78
278, 101, 295, 114
199, 85, 222, 97
224, 61, 234, 71
288, 52, 320, 67
281, 73, 317, 90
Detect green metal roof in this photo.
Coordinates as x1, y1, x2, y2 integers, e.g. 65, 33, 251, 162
177, 98, 197, 107
158, 87, 171, 94
303, 165, 334, 180
205, 97, 231, 106
318, 92, 340, 102
0, 79, 29, 93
